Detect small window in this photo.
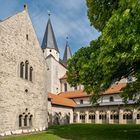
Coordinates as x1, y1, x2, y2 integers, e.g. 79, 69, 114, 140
137, 114, 140, 119
50, 50, 52, 52
64, 83, 67, 92
26, 34, 28, 40
25, 61, 29, 80
19, 115, 22, 127
24, 115, 28, 126
74, 86, 77, 90
29, 115, 33, 126
29, 67, 33, 82
110, 96, 114, 102
80, 100, 83, 104
20, 62, 24, 78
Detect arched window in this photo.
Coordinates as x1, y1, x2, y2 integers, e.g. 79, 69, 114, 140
19, 115, 22, 127
99, 111, 106, 120
25, 61, 29, 80
29, 67, 33, 82
110, 96, 114, 102
20, 62, 24, 78
64, 83, 67, 92
24, 115, 28, 126
110, 110, 119, 120
29, 115, 33, 126
123, 110, 132, 120
89, 112, 95, 120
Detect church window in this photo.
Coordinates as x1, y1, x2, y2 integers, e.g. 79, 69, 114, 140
24, 115, 28, 126
109, 96, 114, 102
20, 62, 24, 78
25, 61, 29, 80
20, 61, 33, 82
50, 50, 52, 52
64, 83, 67, 92
80, 99, 83, 104
29, 67, 33, 82
19, 115, 22, 127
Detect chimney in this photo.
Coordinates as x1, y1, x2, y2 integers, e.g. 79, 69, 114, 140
24, 4, 28, 12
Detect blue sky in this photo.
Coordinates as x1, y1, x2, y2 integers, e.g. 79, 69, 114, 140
0, 0, 100, 58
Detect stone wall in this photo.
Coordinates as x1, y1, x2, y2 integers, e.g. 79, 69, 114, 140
0, 9, 48, 136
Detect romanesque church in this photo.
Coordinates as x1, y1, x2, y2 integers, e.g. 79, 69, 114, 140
0, 5, 140, 137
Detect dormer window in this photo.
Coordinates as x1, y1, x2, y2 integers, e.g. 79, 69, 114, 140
80, 100, 83, 104
110, 96, 114, 102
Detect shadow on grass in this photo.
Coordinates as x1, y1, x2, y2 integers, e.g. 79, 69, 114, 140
47, 124, 140, 140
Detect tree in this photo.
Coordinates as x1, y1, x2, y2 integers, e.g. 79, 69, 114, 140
67, 0, 140, 104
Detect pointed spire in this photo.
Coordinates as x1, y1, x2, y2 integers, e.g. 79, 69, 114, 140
63, 37, 72, 65
41, 13, 59, 52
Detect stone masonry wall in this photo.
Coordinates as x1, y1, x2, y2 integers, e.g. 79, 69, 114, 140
0, 9, 48, 136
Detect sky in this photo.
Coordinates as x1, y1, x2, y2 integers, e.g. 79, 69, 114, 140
0, 0, 100, 58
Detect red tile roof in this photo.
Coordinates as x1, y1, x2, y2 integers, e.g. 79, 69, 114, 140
58, 90, 90, 98
48, 93, 76, 107
49, 83, 127, 107
103, 83, 126, 95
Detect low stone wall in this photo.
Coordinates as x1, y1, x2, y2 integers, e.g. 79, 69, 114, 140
0, 127, 47, 137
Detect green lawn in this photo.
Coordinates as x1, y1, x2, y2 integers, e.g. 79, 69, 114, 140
1, 124, 140, 140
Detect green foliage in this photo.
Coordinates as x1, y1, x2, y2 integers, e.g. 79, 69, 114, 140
86, 0, 119, 31
67, 0, 140, 103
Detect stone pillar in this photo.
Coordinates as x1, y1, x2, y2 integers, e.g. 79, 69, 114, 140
70, 112, 73, 124
95, 110, 99, 124
77, 111, 80, 123
107, 110, 110, 124
119, 109, 123, 124
85, 111, 89, 123
133, 108, 137, 124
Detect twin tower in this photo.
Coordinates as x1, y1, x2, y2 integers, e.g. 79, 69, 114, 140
41, 16, 73, 94
41, 16, 72, 66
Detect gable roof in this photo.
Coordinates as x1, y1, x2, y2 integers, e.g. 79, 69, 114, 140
41, 18, 59, 52
48, 93, 76, 107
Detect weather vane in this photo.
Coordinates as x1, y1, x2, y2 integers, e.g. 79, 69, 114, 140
66, 36, 69, 40
48, 10, 51, 17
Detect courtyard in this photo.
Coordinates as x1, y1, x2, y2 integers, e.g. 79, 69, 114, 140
1, 124, 140, 140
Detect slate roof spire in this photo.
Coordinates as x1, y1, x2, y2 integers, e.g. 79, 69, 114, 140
63, 37, 72, 65
41, 12, 59, 52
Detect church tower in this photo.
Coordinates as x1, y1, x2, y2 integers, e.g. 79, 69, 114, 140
41, 14, 59, 61
63, 37, 72, 66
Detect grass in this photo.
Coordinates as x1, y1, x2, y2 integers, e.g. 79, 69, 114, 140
1, 124, 140, 140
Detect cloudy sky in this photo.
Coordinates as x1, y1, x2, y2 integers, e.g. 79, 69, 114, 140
0, 0, 100, 58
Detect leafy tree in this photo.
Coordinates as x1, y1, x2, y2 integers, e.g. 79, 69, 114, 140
67, 0, 140, 104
